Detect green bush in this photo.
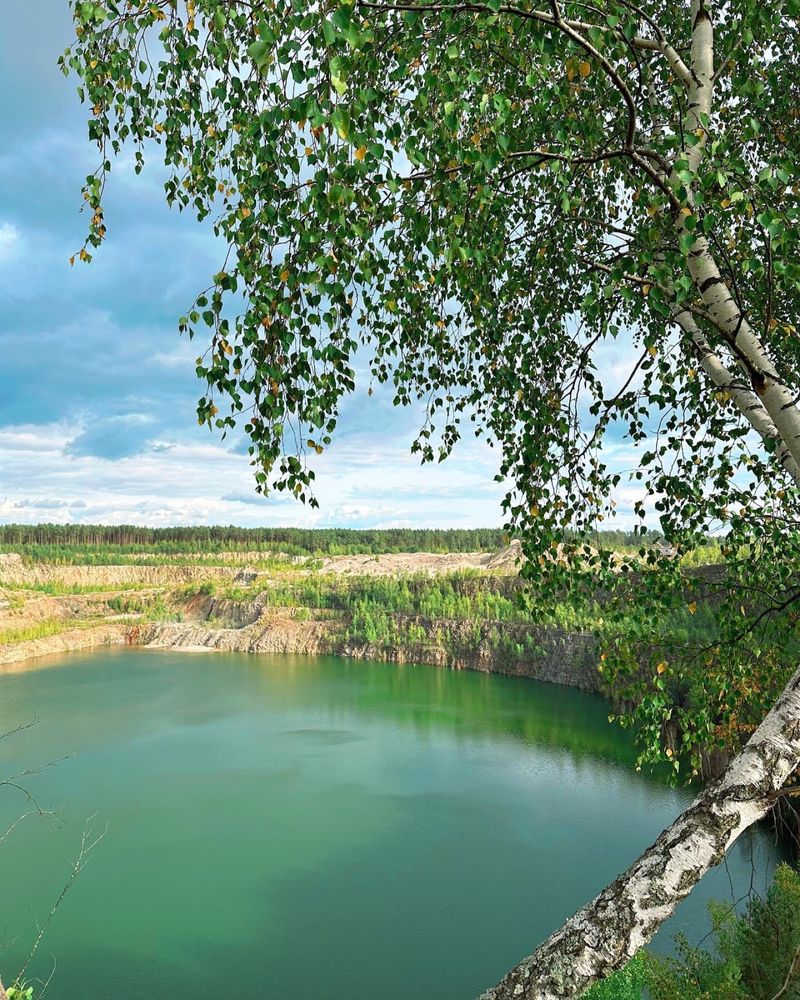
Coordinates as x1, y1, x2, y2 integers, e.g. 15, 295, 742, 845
582, 863, 800, 1000
582, 954, 649, 1000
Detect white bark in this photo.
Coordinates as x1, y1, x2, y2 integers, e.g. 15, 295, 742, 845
478, 663, 800, 999
684, 236, 800, 471
677, 0, 800, 471
685, 0, 714, 173
477, 4, 800, 998
671, 306, 800, 486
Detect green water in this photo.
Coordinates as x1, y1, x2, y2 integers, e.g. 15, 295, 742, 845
0, 649, 781, 999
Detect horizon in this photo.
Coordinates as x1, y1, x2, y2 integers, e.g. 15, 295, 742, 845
1, 3, 644, 533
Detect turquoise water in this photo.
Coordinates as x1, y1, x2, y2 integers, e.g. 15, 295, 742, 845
0, 649, 781, 999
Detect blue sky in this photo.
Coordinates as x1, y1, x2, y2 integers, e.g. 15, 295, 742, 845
0, 4, 644, 530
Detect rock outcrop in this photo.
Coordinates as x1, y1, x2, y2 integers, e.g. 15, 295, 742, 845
136, 608, 601, 691
0, 624, 127, 668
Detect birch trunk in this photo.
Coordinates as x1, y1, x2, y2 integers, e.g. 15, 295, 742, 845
478, 662, 800, 999
672, 306, 800, 486
677, 0, 800, 470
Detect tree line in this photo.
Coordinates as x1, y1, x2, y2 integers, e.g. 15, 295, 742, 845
0, 524, 654, 556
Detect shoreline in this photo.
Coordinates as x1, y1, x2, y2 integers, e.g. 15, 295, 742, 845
0, 623, 129, 671
0, 612, 601, 695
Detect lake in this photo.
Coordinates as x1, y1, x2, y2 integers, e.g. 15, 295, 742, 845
0, 648, 781, 999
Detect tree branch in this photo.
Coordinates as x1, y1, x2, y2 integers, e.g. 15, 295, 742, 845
671, 306, 800, 487
356, 1, 693, 85
770, 943, 800, 1000
478, 661, 800, 998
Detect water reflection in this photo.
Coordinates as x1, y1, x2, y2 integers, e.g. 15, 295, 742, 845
0, 648, 784, 1000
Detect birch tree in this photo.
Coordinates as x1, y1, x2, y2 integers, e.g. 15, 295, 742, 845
65, 0, 800, 995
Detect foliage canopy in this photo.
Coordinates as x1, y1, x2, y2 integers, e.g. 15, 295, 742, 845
65, 0, 800, 773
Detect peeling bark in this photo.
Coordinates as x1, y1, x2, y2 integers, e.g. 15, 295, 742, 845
478, 663, 800, 999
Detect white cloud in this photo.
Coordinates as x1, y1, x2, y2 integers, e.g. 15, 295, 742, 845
0, 222, 20, 262
0, 411, 506, 529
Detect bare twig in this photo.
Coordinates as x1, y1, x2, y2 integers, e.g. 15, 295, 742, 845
0, 719, 39, 744
770, 943, 800, 1000
15, 817, 107, 984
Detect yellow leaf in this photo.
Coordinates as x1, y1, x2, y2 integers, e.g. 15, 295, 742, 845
279, 269, 290, 282
69, 255, 75, 267
647, 344, 657, 356
688, 601, 697, 614
566, 63, 575, 82
642, 284, 651, 297
241, 206, 251, 219
529, 504, 540, 517
579, 61, 591, 79
665, 748, 673, 758
656, 661, 667, 674
355, 145, 367, 161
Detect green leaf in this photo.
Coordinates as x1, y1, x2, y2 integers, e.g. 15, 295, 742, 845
321, 19, 336, 45
330, 107, 350, 139
330, 55, 348, 95
247, 39, 270, 71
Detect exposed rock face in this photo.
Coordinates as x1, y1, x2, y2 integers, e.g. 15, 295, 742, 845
136, 609, 601, 691
0, 624, 127, 668
338, 617, 599, 689
135, 609, 340, 656
0, 563, 245, 588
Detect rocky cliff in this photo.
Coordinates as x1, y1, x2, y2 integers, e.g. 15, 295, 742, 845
136, 608, 601, 691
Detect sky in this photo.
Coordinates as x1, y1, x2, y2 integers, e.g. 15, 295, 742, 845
0, 4, 642, 531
